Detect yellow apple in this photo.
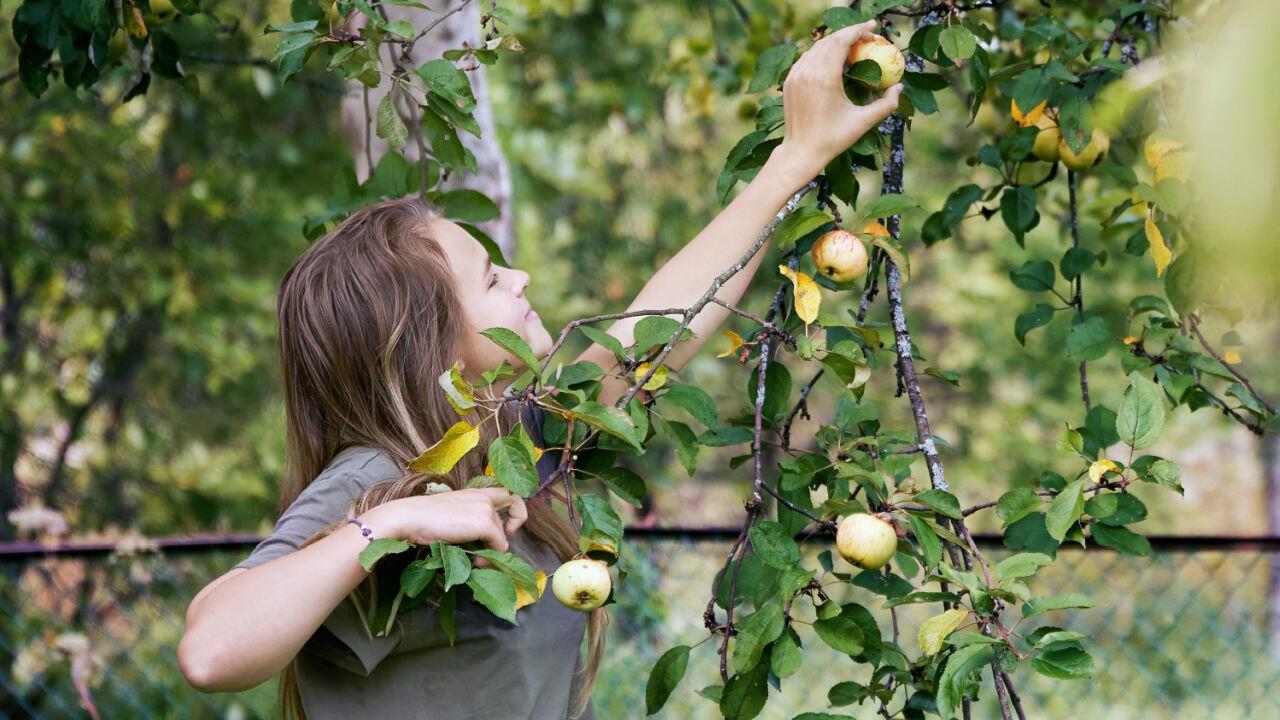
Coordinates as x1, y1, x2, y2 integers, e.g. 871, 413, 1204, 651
1031, 114, 1061, 161
811, 228, 870, 283
1058, 128, 1110, 171
847, 34, 905, 92
551, 557, 611, 611
835, 513, 898, 570
145, 0, 179, 26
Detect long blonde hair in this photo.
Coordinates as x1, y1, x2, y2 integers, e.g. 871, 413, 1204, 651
271, 196, 606, 719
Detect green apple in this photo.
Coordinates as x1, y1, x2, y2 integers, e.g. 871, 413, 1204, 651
836, 513, 898, 570
551, 557, 611, 612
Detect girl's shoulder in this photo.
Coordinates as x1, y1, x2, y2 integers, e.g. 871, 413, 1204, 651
320, 445, 403, 491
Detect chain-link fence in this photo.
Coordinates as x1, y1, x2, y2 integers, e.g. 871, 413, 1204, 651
2, 530, 1278, 719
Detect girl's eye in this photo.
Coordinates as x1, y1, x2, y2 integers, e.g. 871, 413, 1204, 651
487, 273, 499, 289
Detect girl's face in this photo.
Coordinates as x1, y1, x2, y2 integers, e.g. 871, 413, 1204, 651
429, 217, 553, 383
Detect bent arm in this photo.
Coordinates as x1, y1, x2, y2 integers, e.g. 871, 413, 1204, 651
177, 520, 375, 693
580, 145, 817, 406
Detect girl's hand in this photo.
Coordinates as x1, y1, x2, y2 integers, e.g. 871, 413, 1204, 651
777, 20, 905, 179
362, 487, 528, 568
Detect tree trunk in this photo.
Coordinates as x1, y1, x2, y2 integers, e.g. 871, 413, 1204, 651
339, 1, 516, 261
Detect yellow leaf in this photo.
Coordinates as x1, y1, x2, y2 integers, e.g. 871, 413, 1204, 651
515, 570, 548, 609
715, 329, 745, 358
633, 361, 669, 390
1088, 459, 1119, 485
919, 608, 970, 656
1122, 336, 1139, 345
483, 461, 494, 476
777, 265, 821, 325
408, 420, 480, 474
1011, 98, 1047, 128
1143, 133, 1185, 169
1145, 215, 1172, 277
1223, 351, 1242, 364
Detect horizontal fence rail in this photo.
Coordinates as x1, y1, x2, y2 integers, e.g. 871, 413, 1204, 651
2, 529, 1279, 719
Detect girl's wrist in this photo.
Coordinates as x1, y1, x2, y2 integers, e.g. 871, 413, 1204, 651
763, 142, 823, 194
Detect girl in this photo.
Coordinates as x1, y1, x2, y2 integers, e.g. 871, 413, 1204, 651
178, 20, 901, 720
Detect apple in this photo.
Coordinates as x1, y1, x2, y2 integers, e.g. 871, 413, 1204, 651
1057, 128, 1110, 171
847, 35, 905, 92
835, 513, 898, 570
811, 228, 869, 283
1031, 113, 1061, 162
145, 0, 179, 26
551, 557, 611, 611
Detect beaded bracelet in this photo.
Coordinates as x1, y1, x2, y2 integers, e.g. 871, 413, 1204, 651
347, 516, 375, 543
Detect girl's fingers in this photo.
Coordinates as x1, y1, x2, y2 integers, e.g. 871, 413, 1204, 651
862, 83, 905, 121
815, 20, 877, 68
504, 496, 528, 536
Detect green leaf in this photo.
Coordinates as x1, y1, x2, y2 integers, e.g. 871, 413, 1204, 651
1145, 458, 1184, 494
914, 489, 962, 519
1009, 260, 1055, 292
1033, 641, 1095, 679
996, 488, 1041, 527
598, 467, 646, 508
774, 207, 833, 249
848, 59, 883, 89
1055, 423, 1084, 457
1066, 316, 1118, 362
375, 94, 408, 150
813, 615, 864, 656
575, 493, 624, 545
438, 363, 476, 414
469, 549, 539, 596
579, 325, 626, 357
939, 26, 977, 62
996, 552, 1052, 582
908, 513, 942, 568
488, 436, 539, 496
656, 415, 700, 475
645, 645, 691, 715
770, 629, 803, 678
568, 400, 643, 452
748, 42, 797, 93
441, 542, 472, 591
662, 383, 721, 430
1001, 185, 1038, 238
749, 521, 801, 569
1091, 524, 1152, 556
414, 58, 476, 112
719, 662, 769, 720
633, 315, 692, 353
1014, 303, 1055, 345
867, 231, 911, 283
479, 327, 542, 379
430, 188, 499, 223
937, 644, 996, 720
1116, 370, 1165, 449
1045, 479, 1085, 541
1023, 592, 1093, 617
732, 600, 785, 674
1060, 246, 1098, 279
465, 567, 518, 624
400, 558, 440, 597
863, 192, 920, 218
919, 608, 970, 655
358, 537, 411, 572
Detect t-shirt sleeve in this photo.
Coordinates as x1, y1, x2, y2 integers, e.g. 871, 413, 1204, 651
232, 469, 367, 571
233, 449, 406, 676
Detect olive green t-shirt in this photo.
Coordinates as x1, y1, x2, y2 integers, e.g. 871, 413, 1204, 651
233, 403, 596, 719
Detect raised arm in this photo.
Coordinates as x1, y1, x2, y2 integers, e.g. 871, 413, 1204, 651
575, 21, 904, 406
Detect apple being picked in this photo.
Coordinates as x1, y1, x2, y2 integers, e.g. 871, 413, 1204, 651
811, 227, 869, 283
847, 34, 905, 92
